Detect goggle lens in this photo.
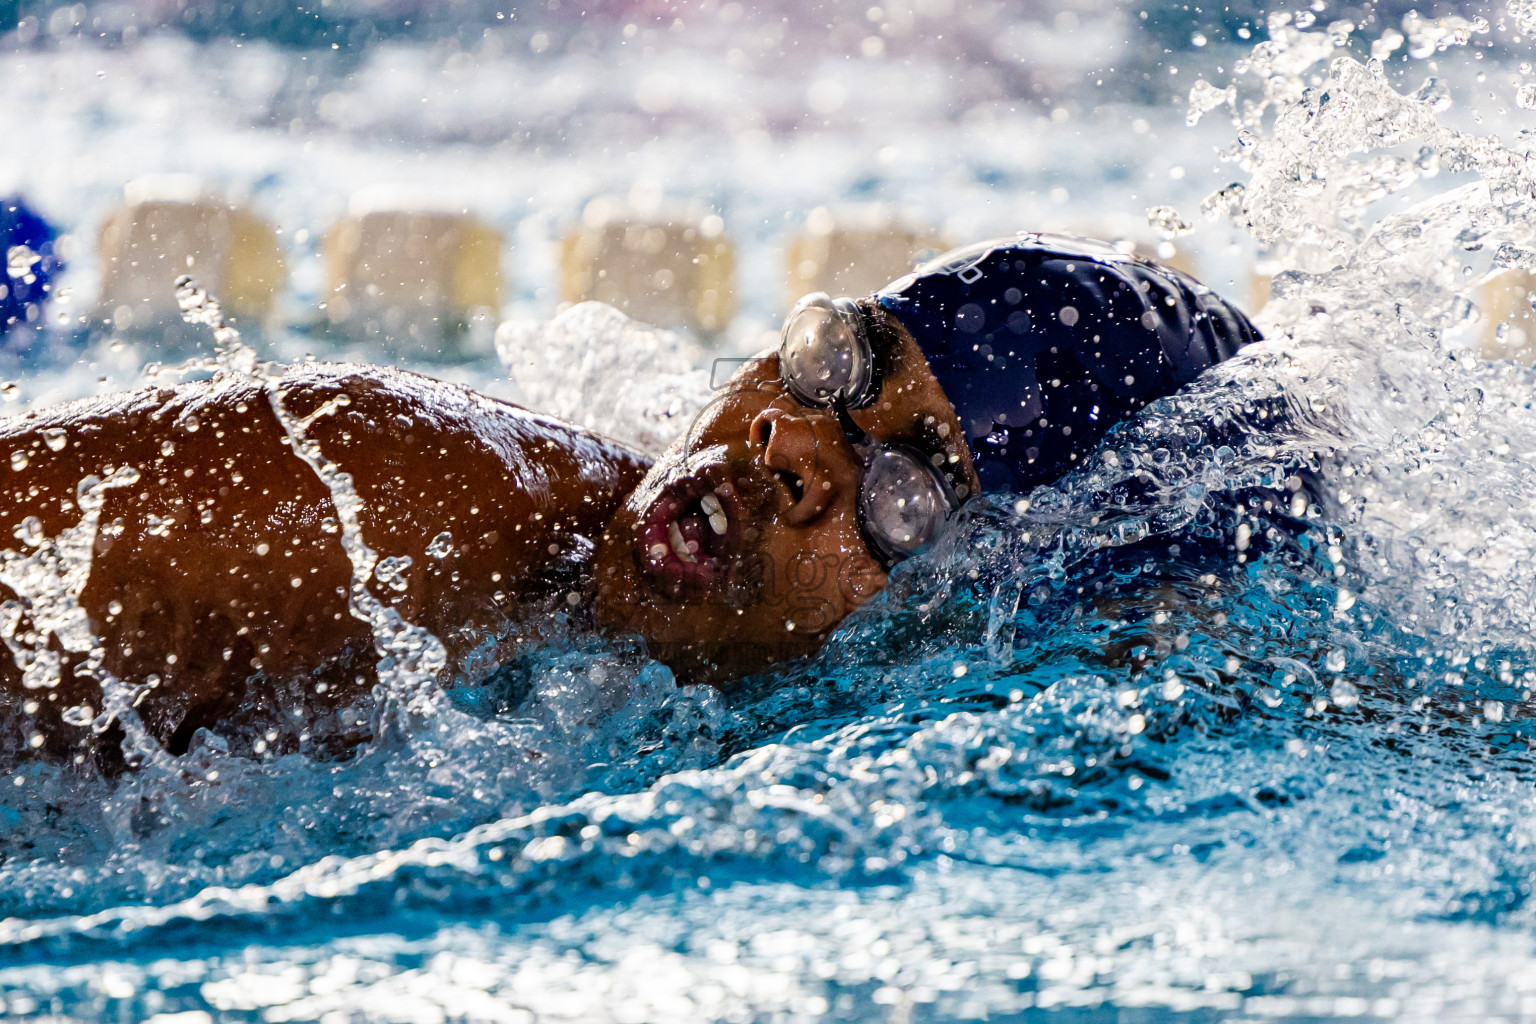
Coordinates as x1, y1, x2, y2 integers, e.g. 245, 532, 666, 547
779, 300, 866, 407
858, 447, 953, 563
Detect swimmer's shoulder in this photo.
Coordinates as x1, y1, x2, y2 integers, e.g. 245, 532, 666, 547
273, 362, 654, 479
0, 362, 651, 468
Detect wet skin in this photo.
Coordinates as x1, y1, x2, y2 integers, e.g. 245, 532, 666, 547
0, 301, 975, 762
0, 364, 649, 763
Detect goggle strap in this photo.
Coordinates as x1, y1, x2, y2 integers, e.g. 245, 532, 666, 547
843, 300, 881, 409
830, 396, 873, 450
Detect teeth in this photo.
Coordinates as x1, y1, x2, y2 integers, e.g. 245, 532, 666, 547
701, 491, 728, 536
668, 520, 697, 563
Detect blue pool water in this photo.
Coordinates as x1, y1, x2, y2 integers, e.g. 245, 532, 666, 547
5, 6, 1536, 1022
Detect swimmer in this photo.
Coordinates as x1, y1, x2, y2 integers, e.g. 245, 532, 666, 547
0, 233, 1260, 764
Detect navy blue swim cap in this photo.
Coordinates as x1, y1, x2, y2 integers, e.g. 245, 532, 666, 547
0, 197, 63, 338
877, 233, 1259, 495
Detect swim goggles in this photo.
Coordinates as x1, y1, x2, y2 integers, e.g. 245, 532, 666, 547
778, 292, 961, 566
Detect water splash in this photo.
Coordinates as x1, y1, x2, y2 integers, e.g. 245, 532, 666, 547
1206, 35, 1536, 647
495, 301, 713, 456
6, 20, 1536, 1024
0, 468, 157, 769
0, 282, 730, 918
176, 274, 450, 715
1512, 0, 1536, 37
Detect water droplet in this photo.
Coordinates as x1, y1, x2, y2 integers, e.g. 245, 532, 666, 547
1147, 204, 1194, 237
427, 531, 454, 558
6, 244, 40, 279
41, 428, 65, 452
374, 555, 413, 592
9, 451, 28, 471
13, 516, 42, 546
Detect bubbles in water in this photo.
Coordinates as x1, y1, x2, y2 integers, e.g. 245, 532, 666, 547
1517, 83, 1536, 111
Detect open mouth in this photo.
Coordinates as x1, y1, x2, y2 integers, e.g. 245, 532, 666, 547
637, 474, 744, 599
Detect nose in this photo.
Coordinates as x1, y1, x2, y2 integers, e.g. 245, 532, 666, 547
749, 406, 859, 526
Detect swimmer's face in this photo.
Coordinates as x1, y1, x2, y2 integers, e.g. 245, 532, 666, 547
593, 301, 979, 682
